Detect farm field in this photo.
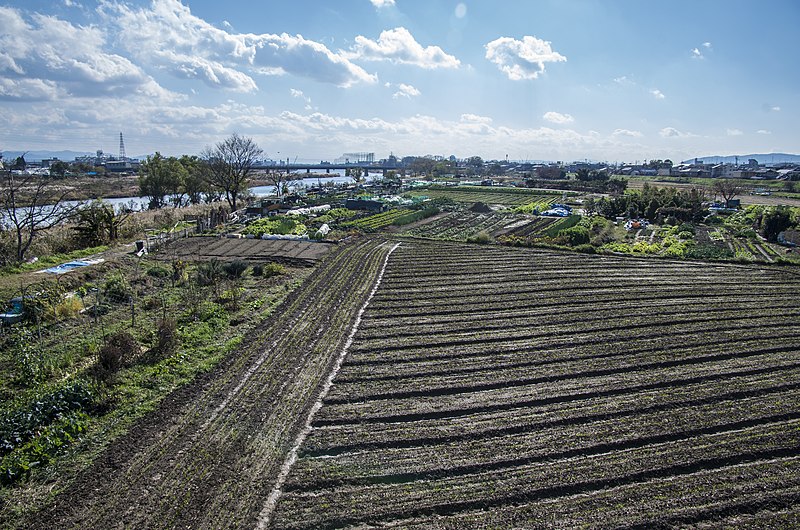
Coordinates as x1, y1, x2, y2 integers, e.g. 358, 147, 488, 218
269, 239, 800, 528
162, 236, 334, 265
17, 238, 399, 529
403, 211, 575, 241
405, 185, 561, 206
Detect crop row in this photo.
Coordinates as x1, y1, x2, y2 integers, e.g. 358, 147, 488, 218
501, 215, 560, 237
304, 369, 800, 454
272, 420, 800, 528
401, 212, 511, 240
291, 388, 800, 487
268, 240, 800, 528
340, 209, 410, 231
388, 457, 800, 529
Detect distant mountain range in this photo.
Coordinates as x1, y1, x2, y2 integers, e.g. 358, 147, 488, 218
682, 153, 800, 165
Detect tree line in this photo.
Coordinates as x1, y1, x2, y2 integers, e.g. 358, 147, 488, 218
139, 133, 263, 212
0, 133, 265, 265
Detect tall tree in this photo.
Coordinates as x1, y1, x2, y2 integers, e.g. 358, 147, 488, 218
178, 155, 209, 205
202, 133, 263, 211
0, 169, 81, 262
139, 153, 186, 209
712, 179, 741, 207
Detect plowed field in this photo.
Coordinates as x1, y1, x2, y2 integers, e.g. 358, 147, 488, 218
269, 240, 800, 528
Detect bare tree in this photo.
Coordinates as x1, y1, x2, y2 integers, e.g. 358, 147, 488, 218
265, 168, 298, 201
0, 169, 81, 263
201, 133, 263, 211
712, 179, 741, 207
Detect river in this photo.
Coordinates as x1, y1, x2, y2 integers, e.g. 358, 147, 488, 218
1, 174, 371, 228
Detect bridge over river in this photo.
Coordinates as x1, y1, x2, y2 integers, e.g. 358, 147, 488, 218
253, 162, 397, 175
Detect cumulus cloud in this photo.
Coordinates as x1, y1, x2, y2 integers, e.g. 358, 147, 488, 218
542, 111, 574, 124
460, 114, 493, 125
659, 127, 696, 138
726, 128, 743, 136
691, 48, 703, 59
392, 83, 421, 99
100, 0, 376, 90
369, 0, 395, 7
612, 128, 643, 138
348, 27, 460, 69
0, 6, 170, 101
756, 129, 772, 135
485, 35, 566, 80
650, 89, 666, 100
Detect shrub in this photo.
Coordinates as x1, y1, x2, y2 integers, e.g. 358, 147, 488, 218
467, 231, 493, 244
223, 260, 248, 280
95, 331, 138, 381
102, 272, 131, 303
254, 263, 285, 278
146, 264, 170, 278
558, 226, 591, 246
196, 259, 225, 287
54, 296, 83, 320
147, 318, 178, 362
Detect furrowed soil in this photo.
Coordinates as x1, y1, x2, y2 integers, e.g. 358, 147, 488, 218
18, 237, 396, 530
269, 239, 800, 529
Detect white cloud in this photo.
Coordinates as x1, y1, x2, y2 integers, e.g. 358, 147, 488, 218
692, 42, 712, 59
369, 0, 395, 8
460, 114, 493, 125
613, 75, 631, 85
100, 0, 376, 90
772, 106, 781, 112
650, 89, 666, 100
612, 128, 643, 138
726, 128, 743, 136
660, 127, 697, 138
756, 129, 772, 135
454, 3, 467, 18
542, 111, 574, 124
290, 88, 313, 109
393, 83, 421, 99
0, 6, 172, 101
348, 27, 460, 69
485, 35, 566, 80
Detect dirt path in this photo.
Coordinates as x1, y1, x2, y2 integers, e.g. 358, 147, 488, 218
22, 238, 395, 530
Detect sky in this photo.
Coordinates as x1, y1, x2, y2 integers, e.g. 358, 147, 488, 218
0, 0, 798, 163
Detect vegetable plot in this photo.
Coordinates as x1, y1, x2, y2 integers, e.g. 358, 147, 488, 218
270, 239, 800, 529
23, 239, 398, 530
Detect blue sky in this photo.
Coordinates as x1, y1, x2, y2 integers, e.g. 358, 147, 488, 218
0, 0, 797, 162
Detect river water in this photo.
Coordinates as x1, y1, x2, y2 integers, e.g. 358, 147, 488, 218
1, 174, 370, 228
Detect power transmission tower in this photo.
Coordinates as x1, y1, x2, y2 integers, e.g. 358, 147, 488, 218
119, 132, 127, 161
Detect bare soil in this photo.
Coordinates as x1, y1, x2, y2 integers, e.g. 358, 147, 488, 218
161, 236, 334, 266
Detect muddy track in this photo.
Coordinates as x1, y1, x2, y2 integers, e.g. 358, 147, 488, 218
23, 237, 395, 530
